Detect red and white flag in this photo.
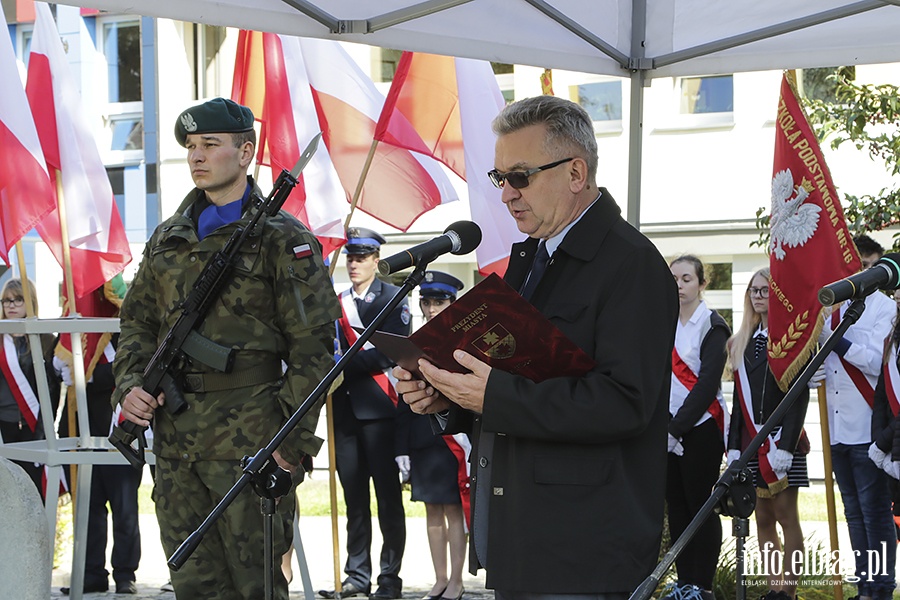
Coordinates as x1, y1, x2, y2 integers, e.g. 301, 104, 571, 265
26, 2, 132, 298
0, 1, 55, 264
767, 72, 860, 390
232, 32, 457, 244
375, 52, 518, 276
233, 30, 347, 256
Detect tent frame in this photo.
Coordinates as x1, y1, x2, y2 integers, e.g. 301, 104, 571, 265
275, 0, 899, 226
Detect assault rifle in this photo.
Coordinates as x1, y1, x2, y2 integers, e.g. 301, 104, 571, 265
109, 134, 321, 469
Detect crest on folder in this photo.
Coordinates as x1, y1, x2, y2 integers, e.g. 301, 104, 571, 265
473, 324, 516, 359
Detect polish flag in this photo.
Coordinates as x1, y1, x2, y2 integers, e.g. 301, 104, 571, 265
232, 32, 457, 239
375, 52, 517, 276
233, 30, 347, 255
26, 2, 132, 299
0, 1, 55, 264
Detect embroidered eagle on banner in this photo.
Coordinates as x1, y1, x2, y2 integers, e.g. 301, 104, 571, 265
769, 168, 821, 261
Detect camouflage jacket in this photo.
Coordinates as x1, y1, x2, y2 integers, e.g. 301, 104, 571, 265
113, 180, 340, 464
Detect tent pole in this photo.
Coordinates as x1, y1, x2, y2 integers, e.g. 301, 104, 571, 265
625, 0, 647, 228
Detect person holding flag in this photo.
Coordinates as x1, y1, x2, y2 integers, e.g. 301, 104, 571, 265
56, 277, 142, 596
320, 227, 410, 600
662, 255, 730, 600
817, 234, 897, 600
726, 267, 810, 600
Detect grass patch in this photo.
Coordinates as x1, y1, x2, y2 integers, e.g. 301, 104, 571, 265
138, 469, 427, 517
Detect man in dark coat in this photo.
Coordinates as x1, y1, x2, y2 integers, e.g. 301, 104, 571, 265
395, 95, 678, 599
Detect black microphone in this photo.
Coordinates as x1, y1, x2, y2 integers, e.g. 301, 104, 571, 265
377, 221, 482, 276
818, 253, 900, 306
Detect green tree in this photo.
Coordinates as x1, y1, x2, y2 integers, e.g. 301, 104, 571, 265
754, 68, 900, 251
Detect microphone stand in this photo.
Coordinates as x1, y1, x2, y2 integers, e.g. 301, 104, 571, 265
629, 297, 868, 600
167, 262, 431, 599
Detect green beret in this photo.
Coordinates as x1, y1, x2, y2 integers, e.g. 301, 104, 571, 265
175, 97, 254, 147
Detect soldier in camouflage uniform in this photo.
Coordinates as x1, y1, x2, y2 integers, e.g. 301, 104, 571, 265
113, 97, 340, 600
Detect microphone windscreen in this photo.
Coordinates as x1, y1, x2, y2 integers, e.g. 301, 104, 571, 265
445, 221, 482, 255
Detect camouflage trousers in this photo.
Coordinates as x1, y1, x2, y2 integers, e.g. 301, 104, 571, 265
154, 456, 295, 600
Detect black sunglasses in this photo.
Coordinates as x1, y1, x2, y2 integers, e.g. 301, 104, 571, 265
487, 157, 574, 190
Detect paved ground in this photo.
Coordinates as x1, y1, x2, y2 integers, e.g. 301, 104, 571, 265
50, 514, 489, 600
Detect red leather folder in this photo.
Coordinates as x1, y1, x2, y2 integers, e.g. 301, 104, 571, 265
369, 273, 595, 383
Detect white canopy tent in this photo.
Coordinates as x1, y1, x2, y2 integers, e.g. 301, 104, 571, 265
54, 0, 900, 224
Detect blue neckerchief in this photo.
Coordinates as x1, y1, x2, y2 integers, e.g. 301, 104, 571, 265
197, 184, 251, 240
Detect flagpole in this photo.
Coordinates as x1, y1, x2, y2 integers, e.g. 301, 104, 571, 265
327, 139, 379, 278
13, 242, 35, 319
55, 171, 80, 504
816, 384, 843, 600
324, 138, 380, 594
325, 395, 343, 593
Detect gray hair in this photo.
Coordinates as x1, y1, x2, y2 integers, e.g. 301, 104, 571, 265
492, 95, 598, 184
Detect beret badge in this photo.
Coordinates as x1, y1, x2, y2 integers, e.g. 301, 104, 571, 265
181, 113, 198, 133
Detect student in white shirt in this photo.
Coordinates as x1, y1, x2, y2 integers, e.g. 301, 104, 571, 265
662, 255, 730, 600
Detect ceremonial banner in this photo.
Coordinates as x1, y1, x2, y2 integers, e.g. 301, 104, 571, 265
374, 52, 518, 275
232, 32, 457, 242
27, 2, 132, 297
0, 1, 55, 264
768, 72, 860, 390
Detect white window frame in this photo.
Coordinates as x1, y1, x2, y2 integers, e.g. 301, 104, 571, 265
568, 75, 624, 135
96, 15, 143, 165
655, 75, 735, 132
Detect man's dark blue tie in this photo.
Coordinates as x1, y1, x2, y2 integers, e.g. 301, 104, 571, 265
519, 242, 550, 301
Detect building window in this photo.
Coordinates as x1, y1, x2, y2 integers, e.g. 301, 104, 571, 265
101, 19, 141, 103
371, 48, 404, 83
571, 81, 622, 122
98, 16, 143, 163
679, 75, 733, 114
183, 23, 227, 100
18, 28, 33, 68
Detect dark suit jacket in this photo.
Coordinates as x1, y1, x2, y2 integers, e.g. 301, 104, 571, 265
726, 336, 809, 454
334, 277, 411, 421
443, 189, 678, 594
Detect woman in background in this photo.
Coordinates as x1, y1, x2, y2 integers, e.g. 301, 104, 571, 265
663, 255, 730, 600
726, 267, 809, 600
0, 277, 59, 498
396, 271, 468, 600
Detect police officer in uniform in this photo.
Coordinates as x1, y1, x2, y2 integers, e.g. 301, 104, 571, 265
114, 97, 340, 600
320, 228, 410, 600
396, 271, 469, 600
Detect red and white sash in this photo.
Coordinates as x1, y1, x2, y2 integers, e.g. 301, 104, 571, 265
0, 335, 40, 431
734, 361, 784, 486
832, 310, 876, 408
671, 346, 727, 435
42, 465, 69, 499
443, 433, 472, 530
338, 291, 399, 406
883, 342, 900, 418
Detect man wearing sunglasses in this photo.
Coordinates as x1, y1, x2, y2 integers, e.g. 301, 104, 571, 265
395, 95, 678, 599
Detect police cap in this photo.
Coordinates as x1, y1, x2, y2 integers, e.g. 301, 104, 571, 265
175, 98, 255, 147
420, 271, 464, 300
344, 227, 386, 255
